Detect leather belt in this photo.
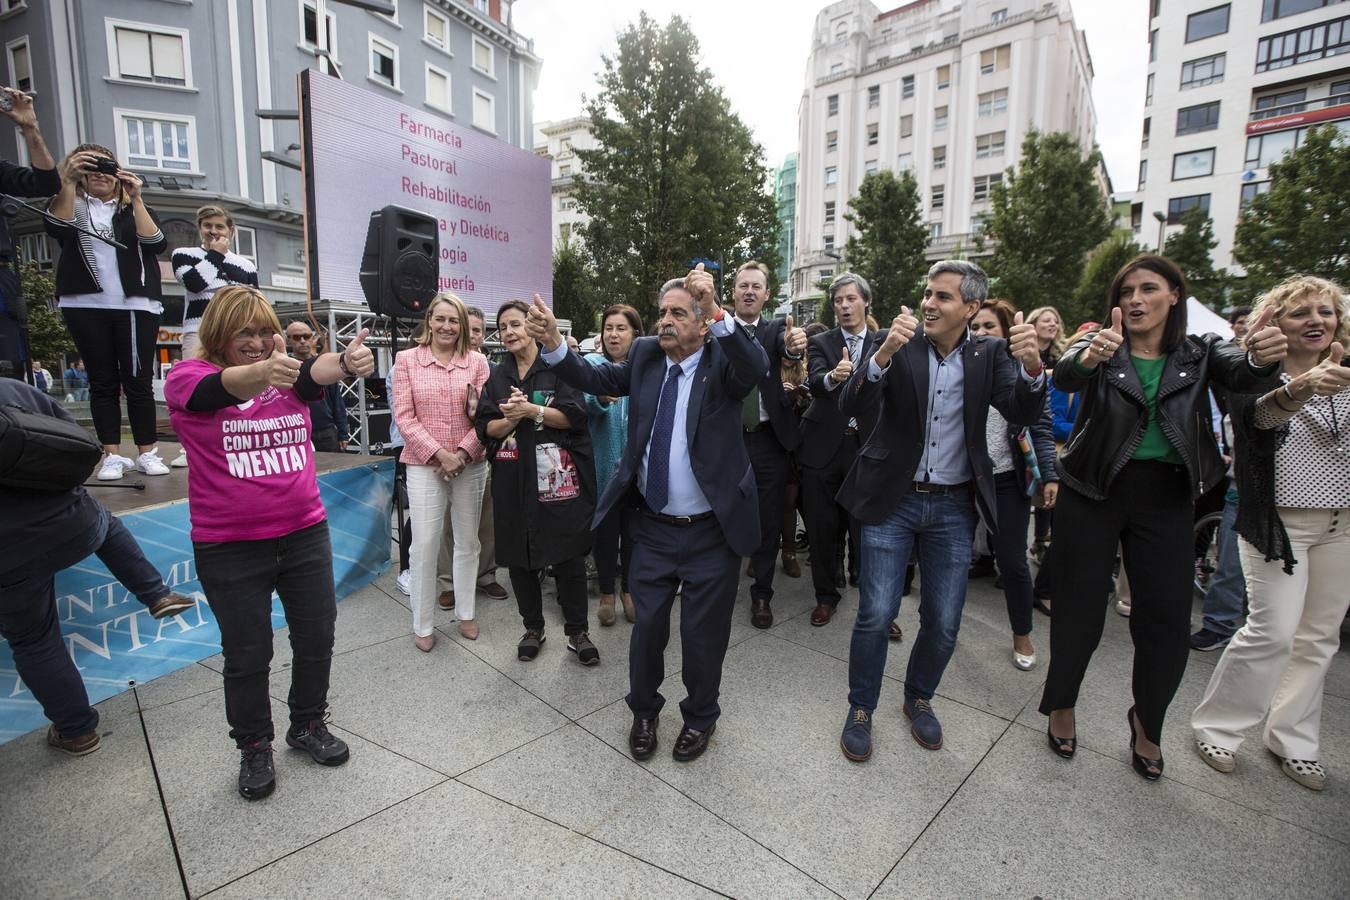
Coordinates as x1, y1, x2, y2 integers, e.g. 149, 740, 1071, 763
912, 480, 970, 494
844, 426, 859, 436
641, 507, 715, 525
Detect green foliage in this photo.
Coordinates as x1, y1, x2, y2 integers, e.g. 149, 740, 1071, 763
574, 13, 780, 326
986, 130, 1112, 311
1233, 124, 1350, 295
1165, 206, 1226, 309
18, 261, 75, 365
1070, 232, 1144, 327
551, 236, 602, 337
842, 170, 929, 323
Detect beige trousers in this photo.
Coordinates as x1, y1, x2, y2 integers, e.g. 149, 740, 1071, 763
438, 473, 497, 591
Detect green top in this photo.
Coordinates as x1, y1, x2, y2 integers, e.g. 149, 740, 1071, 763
1130, 355, 1184, 464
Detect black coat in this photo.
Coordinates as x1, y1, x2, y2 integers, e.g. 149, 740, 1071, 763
47, 195, 167, 302
798, 326, 881, 469
746, 317, 803, 451
475, 351, 594, 570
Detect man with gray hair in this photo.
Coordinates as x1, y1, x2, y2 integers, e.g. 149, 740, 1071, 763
836, 260, 1048, 760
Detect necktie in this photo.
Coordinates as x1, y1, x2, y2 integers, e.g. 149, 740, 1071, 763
645, 364, 683, 513
742, 385, 761, 430
845, 334, 861, 431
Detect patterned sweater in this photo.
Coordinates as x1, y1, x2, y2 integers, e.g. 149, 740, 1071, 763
171, 245, 259, 332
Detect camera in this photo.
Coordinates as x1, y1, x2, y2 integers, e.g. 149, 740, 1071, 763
0, 92, 10, 113
90, 157, 119, 176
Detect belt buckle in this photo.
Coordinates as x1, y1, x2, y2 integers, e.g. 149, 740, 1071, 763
914, 481, 935, 494
671, 514, 693, 524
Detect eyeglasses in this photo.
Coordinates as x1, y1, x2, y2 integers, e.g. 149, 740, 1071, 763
289, 333, 315, 341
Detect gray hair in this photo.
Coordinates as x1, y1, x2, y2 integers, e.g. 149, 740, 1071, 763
927, 260, 988, 304
657, 277, 699, 315
464, 305, 486, 323
829, 271, 872, 305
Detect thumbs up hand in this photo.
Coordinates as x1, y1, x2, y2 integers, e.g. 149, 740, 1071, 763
784, 313, 807, 356
262, 333, 303, 388
1244, 305, 1288, 368
1080, 306, 1126, 370
1007, 310, 1043, 373
526, 293, 564, 351
341, 327, 375, 377
876, 306, 918, 366
1298, 341, 1350, 398
685, 263, 719, 319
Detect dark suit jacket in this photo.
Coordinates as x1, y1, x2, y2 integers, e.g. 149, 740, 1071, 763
745, 317, 803, 451
797, 326, 880, 469
836, 330, 1047, 527
546, 322, 771, 558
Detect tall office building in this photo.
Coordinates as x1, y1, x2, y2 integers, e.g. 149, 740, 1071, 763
775, 153, 797, 297
792, 0, 1098, 303
534, 115, 597, 249
1134, 0, 1350, 270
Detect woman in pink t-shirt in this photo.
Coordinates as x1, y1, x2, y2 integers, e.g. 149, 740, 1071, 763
165, 285, 374, 802
393, 292, 491, 649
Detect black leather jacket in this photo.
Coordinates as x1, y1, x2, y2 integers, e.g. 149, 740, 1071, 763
1053, 332, 1280, 502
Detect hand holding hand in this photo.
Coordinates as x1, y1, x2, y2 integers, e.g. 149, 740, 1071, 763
876, 306, 918, 364
1007, 311, 1043, 373
1081, 307, 1124, 369
500, 387, 532, 422
784, 314, 807, 356
1245, 306, 1288, 368
435, 447, 467, 478
260, 334, 303, 388
685, 263, 719, 319
342, 328, 375, 377
526, 294, 562, 350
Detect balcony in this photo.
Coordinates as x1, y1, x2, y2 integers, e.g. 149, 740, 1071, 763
1250, 90, 1350, 121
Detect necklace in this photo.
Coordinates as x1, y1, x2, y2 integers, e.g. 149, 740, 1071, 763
1304, 393, 1348, 455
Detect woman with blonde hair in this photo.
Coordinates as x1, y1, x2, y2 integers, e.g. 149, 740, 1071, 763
393, 292, 491, 649
1192, 275, 1350, 791
164, 285, 374, 800
1025, 306, 1065, 369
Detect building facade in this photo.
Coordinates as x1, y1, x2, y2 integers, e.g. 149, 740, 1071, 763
1, 0, 539, 343
791, 0, 1098, 302
774, 153, 797, 296
534, 115, 596, 249
1134, 0, 1350, 270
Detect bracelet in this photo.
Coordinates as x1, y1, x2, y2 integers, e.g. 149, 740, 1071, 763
1283, 383, 1311, 405
337, 351, 354, 376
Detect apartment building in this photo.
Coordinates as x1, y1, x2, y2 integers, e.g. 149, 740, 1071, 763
534, 115, 596, 249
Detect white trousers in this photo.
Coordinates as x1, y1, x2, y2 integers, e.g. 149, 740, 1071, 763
406, 461, 486, 636
1192, 506, 1350, 760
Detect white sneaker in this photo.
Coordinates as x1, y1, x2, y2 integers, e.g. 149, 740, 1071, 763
136, 449, 171, 476
1013, 649, 1037, 671
396, 569, 411, 596
96, 454, 133, 481
169, 450, 188, 468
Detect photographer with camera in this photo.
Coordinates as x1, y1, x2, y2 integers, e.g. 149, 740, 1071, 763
47, 144, 170, 482
0, 85, 60, 381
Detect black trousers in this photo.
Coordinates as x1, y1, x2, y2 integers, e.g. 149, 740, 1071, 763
593, 504, 633, 595
991, 471, 1035, 637
61, 307, 160, 446
627, 513, 738, 731
744, 427, 789, 603
510, 556, 588, 636
311, 425, 342, 453
194, 520, 337, 746
800, 433, 860, 607
1039, 461, 1194, 743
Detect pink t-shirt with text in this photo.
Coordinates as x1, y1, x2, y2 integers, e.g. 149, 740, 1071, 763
166, 358, 326, 542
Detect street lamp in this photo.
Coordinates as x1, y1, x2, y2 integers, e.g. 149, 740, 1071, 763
1153, 210, 1167, 253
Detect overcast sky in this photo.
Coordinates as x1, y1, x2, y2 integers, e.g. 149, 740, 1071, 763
515, 0, 1146, 192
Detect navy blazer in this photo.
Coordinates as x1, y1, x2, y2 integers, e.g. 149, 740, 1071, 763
546, 322, 771, 558
747, 317, 803, 452
798, 326, 882, 469
836, 330, 1047, 528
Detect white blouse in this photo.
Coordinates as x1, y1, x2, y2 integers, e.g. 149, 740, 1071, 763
1254, 375, 1350, 509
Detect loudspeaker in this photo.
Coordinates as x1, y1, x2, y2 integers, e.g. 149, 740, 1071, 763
358, 205, 439, 318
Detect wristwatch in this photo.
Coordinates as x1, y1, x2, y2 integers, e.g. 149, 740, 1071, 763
533, 405, 545, 428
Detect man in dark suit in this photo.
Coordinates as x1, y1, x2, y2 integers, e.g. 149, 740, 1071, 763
730, 260, 807, 628
525, 264, 769, 762
799, 273, 885, 629
836, 260, 1047, 761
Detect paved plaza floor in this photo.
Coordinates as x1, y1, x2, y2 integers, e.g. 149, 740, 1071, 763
3, 555, 1348, 898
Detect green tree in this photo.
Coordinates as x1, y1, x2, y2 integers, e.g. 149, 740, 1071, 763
574, 13, 780, 326
1069, 232, 1144, 327
985, 130, 1112, 310
842, 170, 929, 323
1233, 124, 1350, 293
1165, 206, 1225, 309
551, 236, 602, 337
18, 261, 75, 366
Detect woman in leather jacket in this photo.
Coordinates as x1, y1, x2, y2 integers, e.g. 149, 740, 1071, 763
1038, 254, 1285, 780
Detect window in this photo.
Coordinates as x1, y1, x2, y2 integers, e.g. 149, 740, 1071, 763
1262, 0, 1344, 23
426, 64, 450, 112
6, 37, 29, 92
931, 184, 945, 210
1331, 78, 1350, 99
1172, 147, 1215, 179
933, 145, 946, 169
897, 151, 913, 170
1180, 53, 1225, 88
1142, 116, 1151, 149
232, 226, 257, 266
1139, 158, 1148, 187
980, 44, 1010, 75
1146, 72, 1154, 106
472, 37, 494, 77
929, 222, 944, 239
972, 173, 1002, 202
975, 131, 1005, 158
868, 85, 880, 109
115, 109, 196, 171
819, 268, 835, 282
1185, 5, 1230, 42
970, 214, 989, 235
825, 165, 838, 186
978, 88, 1008, 116
107, 22, 189, 87
934, 105, 948, 130
369, 35, 398, 89
472, 89, 494, 132
834, 20, 847, 40
1131, 203, 1144, 231
302, 0, 337, 51
866, 123, 879, 146
1240, 181, 1271, 206
1167, 193, 1210, 223
900, 114, 913, 138
824, 200, 836, 222
826, 130, 838, 152
16, 232, 51, 269
423, 4, 450, 51
1150, 29, 1158, 63
560, 223, 572, 243
991, 9, 1008, 23
558, 164, 572, 177
1254, 88, 1307, 116
827, 94, 839, 116
830, 62, 844, 75
936, 65, 950, 90
902, 75, 914, 99
1238, 124, 1349, 167
865, 159, 879, 174
1176, 100, 1220, 135
1257, 16, 1350, 72
824, 233, 836, 252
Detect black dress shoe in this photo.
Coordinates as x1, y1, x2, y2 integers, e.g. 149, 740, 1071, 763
888, 621, 903, 642
750, 598, 773, 629
672, 723, 715, 762
629, 716, 659, 761
1047, 726, 1077, 759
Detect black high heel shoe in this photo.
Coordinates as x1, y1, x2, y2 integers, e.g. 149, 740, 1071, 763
1047, 726, 1076, 759
1127, 706, 1163, 781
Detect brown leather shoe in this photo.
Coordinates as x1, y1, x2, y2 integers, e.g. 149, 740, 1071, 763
629, 716, 659, 760
888, 621, 904, 642
810, 603, 835, 626
672, 723, 715, 762
146, 592, 194, 619
47, 724, 100, 757
437, 590, 454, 610
750, 598, 773, 629
479, 581, 508, 600
781, 551, 802, 578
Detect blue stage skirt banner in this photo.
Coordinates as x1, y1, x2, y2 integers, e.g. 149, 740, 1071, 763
0, 461, 392, 744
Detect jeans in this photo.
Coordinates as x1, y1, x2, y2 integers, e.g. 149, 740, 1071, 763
847, 487, 976, 711
1201, 495, 1246, 638
510, 556, 589, 636
991, 471, 1035, 637
96, 509, 172, 607
194, 520, 337, 746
